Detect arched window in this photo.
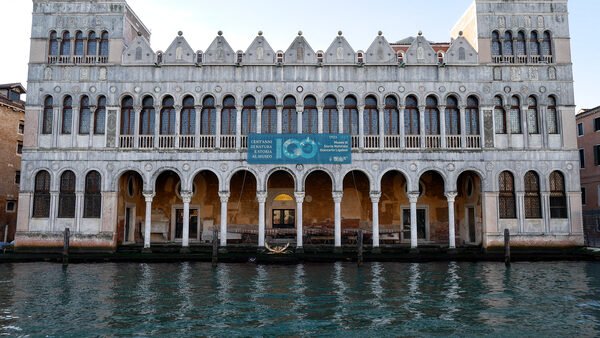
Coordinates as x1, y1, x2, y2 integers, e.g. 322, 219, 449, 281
61, 95, 73, 134
160, 96, 176, 135
466, 96, 480, 135
303, 96, 318, 133
527, 96, 539, 134
74, 31, 84, 56
491, 31, 502, 57
60, 31, 71, 56
99, 31, 109, 57
541, 31, 552, 56
510, 95, 522, 134
503, 31, 513, 56
140, 96, 155, 135
241, 96, 257, 135
79, 95, 91, 134
49, 31, 59, 56
323, 95, 338, 134
261, 95, 277, 134
524, 171, 542, 218
201, 96, 216, 135
58, 170, 76, 218
383, 95, 399, 135
180, 96, 195, 135
363, 95, 378, 135
424, 95, 439, 135
42, 96, 54, 134
221, 96, 236, 135
549, 171, 567, 219
404, 95, 419, 135
86, 31, 97, 56
530, 31, 540, 56
282, 96, 297, 134
94, 96, 106, 135
494, 96, 506, 134
343, 95, 359, 135
445, 96, 460, 135
516, 31, 527, 56
499, 171, 516, 219
120, 96, 135, 135
33, 171, 51, 218
547, 96, 558, 134
84, 171, 101, 218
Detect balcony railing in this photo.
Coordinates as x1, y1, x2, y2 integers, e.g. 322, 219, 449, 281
493, 54, 554, 64
116, 134, 482, 151
47, 55, 109, 64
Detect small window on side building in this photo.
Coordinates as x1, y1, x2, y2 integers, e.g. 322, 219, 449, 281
18, 121, 24, 134
578, 123, 584, 136
16, 141, 23, 155
6, 201, 16, 213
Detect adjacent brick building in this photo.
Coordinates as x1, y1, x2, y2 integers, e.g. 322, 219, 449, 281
0, 83, 25, 243
576, 106, 600, 246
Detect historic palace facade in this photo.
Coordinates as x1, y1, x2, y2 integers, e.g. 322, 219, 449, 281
16, 0, 583, 252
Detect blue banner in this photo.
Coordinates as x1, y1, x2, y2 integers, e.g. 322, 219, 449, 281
248, 134, 352, 164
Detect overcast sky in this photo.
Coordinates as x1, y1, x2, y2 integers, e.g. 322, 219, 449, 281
0, 0, 597, 110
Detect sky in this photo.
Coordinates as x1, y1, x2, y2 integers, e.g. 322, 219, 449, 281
0, 0, 597, 111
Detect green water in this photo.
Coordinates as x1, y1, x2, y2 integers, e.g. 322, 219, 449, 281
1, 262, 599, 336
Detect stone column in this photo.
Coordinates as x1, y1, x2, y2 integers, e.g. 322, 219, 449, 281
419, 105, 426, 148
370, 191, 381, 250
49, 191, 58, 231
296, 106, 303, 134
142, 191, 155, 251
333, 191, 343, 249
219, 191, 230, 247
52, 106, 60, 147
439, 105, 447, 148
276, 105, 283, 134
71, 106, 79, 147
153, 105, 160, 148
75, 191, 83, 232
88, 105, 96, 148
180, 190, 192, 252
174, 104, 181, 148
256, 105, 263, 134
337, 104, 344, 134
408, 192, 420, 249
517, 191, 525, 233
257, 191, 267, 248
378, 105, 385, 150
215, 105, 222, 148
235, 105, 242, 149
294, 191, 305, 250
194, 104, 202, 145
459, 104, 467, 148
358, 105, 365, 149
445, 192, 458, 249
542, 191, 550, 233
521, 104, 529, 148
317, 106, 324, 134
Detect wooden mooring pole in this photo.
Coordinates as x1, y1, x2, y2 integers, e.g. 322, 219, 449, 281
63, 227, 70, 266
357, 229, 364, 266
212, 228, 218, 267
504, 228, 510, 267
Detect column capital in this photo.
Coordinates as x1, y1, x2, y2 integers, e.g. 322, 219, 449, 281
256, 191, 268, 203
180, 190, 193, 203
408, 192, 420, 203
194, 105, 203, 110
445, 191, 458, 202
255, 105, 264, 111
174, 104, 182, 111
332, 191, 343, 203
235, 105, 243, 111
294, 191, 305, 203
134, 105, 142, 111
276, 104, 284, 110
296, 105, 304, 113
142, 191, 155, 201
215, 104, 223, 110
336, 104, 344, 111
357, 105, 365, 112
418, 105, 426, 112
377, 104, 386, 111
218, 191, 230, 203
370, 191, 381, 203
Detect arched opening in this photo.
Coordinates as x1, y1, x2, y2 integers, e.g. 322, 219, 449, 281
416, 171, 446, 243
228, 170, 258, 241
151, 170, 181, 242
267, 171, 295, 233
191, 170, 220, 243
117, 171, 144, 245
379, 171, 408, 243
456, 171, 483, 246
341, 170, 370, 244
303, 170, 333, 239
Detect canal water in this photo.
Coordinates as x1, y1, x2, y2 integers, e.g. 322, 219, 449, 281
1, 261, 599, 336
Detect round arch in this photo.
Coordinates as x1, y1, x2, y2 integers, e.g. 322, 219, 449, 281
264, 167, 298, 191
301, 167, 335, 191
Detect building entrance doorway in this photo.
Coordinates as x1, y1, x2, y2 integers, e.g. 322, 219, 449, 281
174, 208, 199, 241
272, 209, 295, 229
467, 206, 476, 243
124, 206, 135, 243
402, 208, 427, 241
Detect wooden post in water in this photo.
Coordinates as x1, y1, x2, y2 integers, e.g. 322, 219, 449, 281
357, 229, 364, 266
63, 227, 70, 266
212, 228, 218, 267
504, 228, 510, 267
